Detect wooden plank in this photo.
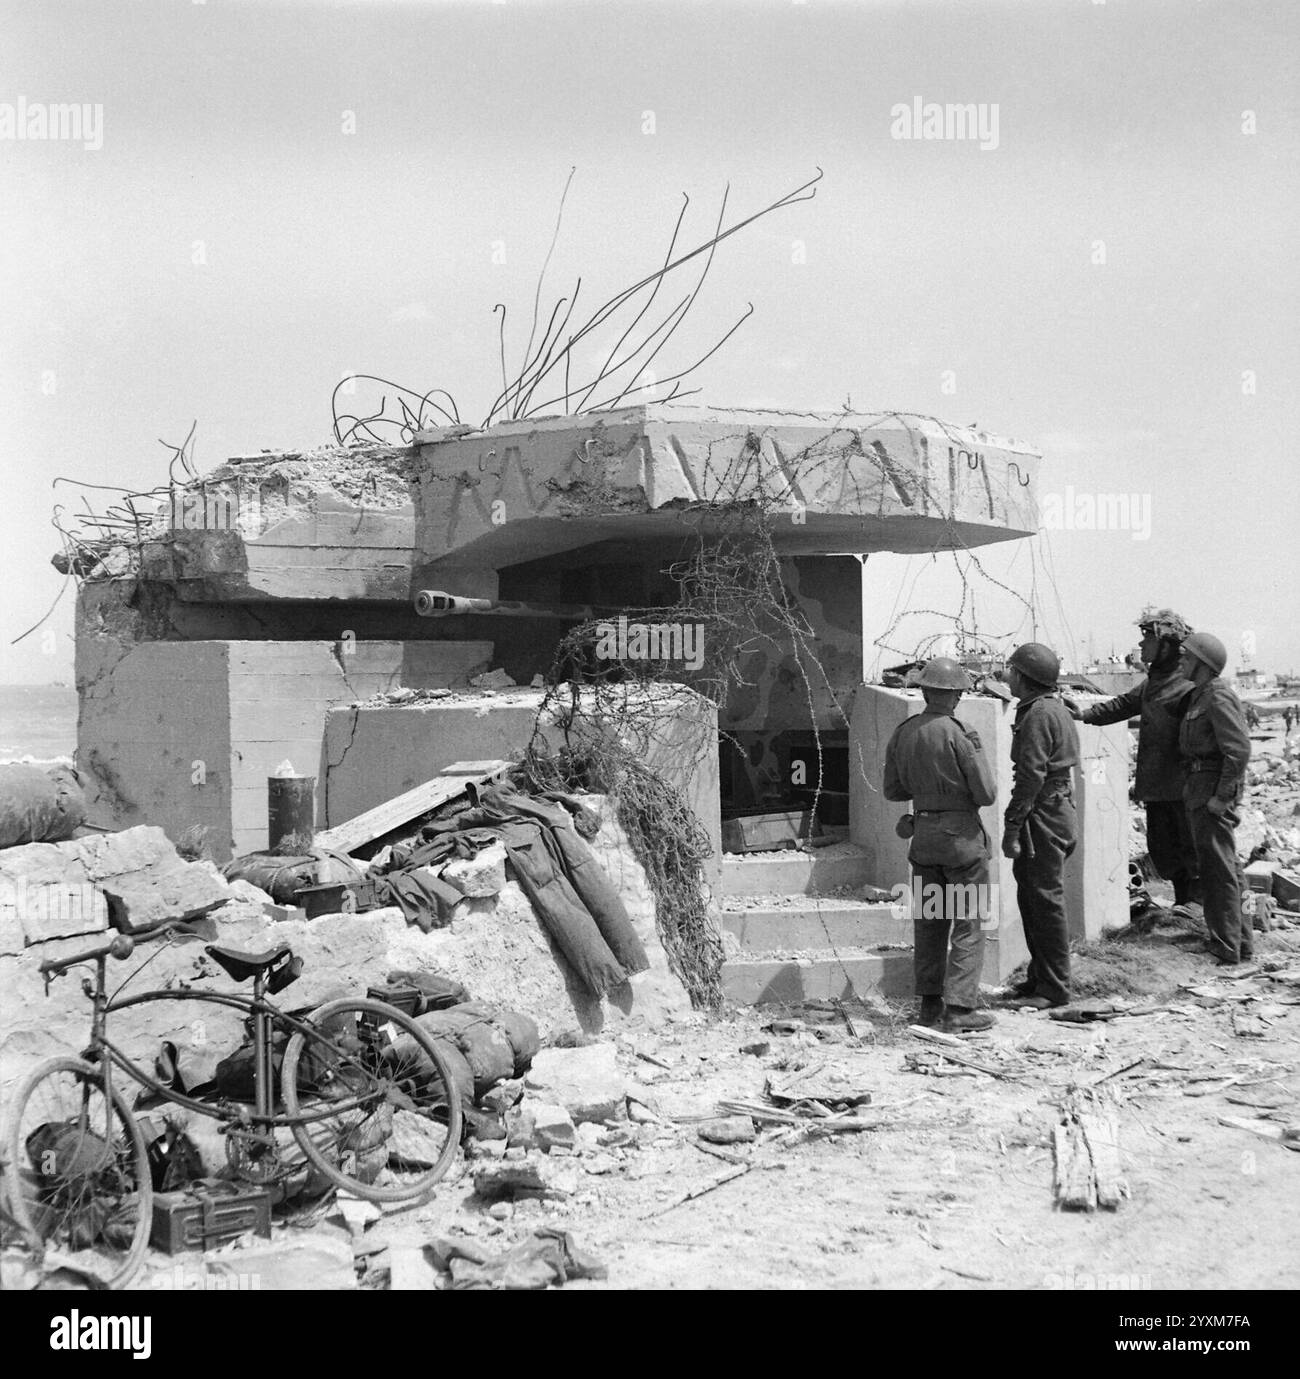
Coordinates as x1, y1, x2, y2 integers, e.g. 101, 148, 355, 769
315, 759, 511, 854
1078, 1114, 1124, 1209
1054, 1091, 1125, 1210
1053, 1122, 1097, 1210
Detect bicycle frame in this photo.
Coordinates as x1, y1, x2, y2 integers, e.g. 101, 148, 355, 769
75, 956, 378, 1133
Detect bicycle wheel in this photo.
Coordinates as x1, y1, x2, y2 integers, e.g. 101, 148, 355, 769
4, 1057, 152, 1289
282, 998, 463, 1203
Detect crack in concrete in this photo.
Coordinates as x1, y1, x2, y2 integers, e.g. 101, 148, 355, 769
321, 705, 361, 826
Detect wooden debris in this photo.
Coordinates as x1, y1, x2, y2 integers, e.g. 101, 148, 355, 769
644, 1164, 751, 1218
1053, 1090, 1126, 1211
1090, 1057, 1147, 1088
941, 1263, 993, 1282
766, 1058, 874, 1108
716, 1097, 801, 1125
314, 759, 510, 853
692, 1139, 751, 1167
1224, 1083, 1294, 1110
908, 1024, 967, 1048
833, 997, 871, 1040
1217, 1115, 1300, 1150
1049, 1000, 1127, 1023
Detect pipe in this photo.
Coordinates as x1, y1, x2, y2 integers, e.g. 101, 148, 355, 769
268, 774, 315, 852
413, 589, 612, 620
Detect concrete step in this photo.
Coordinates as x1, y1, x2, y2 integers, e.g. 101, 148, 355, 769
720, 899, 910, 951
721, 948, 914, 1006
719, 842, 877, 897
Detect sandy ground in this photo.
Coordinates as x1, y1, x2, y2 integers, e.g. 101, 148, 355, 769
15, 724, 1300, 1294
203, 916, 1294, 1294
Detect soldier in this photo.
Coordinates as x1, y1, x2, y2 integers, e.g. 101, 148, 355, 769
883, 657, 998, 1032
1002, 643, 1080, 1010
1178, 632, 1253, 965
1068, 608, 1198, 914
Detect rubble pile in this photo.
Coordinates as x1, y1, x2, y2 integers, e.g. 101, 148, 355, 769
1246, 747, 1300, 866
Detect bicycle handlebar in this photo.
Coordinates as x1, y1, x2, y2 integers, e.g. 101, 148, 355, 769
39, 933, 135, 978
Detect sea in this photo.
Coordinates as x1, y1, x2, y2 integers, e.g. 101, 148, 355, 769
0, 683, 78, 763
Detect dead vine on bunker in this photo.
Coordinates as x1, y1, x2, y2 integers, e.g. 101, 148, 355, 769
517, 428, 872, 1008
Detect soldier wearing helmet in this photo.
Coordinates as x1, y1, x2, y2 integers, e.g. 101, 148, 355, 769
1069, 607, 1199, 912
1001, 642, 1080, 1009
883, 656, 998, 1032
1177, 632, 1253, 965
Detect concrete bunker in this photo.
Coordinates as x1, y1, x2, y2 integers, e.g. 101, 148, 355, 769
63, 404, 1128, 1005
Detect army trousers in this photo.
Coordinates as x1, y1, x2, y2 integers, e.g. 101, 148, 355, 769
909, 811, 991, 1010
1011, 791, 1077, 1006
1143, 799, 1199, 905
1184, 780, 1252, 964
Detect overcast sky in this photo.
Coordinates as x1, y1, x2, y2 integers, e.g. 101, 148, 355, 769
2, 0, 1296, 683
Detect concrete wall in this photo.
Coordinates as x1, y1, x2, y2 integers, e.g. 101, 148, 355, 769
77, 640, 235, 848
77, 638, 493, 861
849, 685, 1129, 982
320, 694, 543, 828
319, 685, 724, 886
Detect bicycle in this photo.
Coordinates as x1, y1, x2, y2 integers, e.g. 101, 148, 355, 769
2, 927, 464, 1289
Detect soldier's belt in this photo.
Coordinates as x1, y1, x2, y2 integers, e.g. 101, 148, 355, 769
1185, 759, 1222, 772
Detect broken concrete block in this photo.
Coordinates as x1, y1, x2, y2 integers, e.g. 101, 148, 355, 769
440, 841, 507, 899
0, 872, 108, 949
574, 1121, 605, 1154
469, 668, 517, 690
479, 1078, 523, 1115
78, 827, 232, 932
524, 1044, 627, 1125
0, 839, 102, 950
529, 1101, 576, 1152
471, 1154, 576, 1200
698, 1116, 756, 1145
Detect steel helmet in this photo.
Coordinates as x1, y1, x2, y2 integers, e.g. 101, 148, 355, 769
917, 657, 972, 691
1181, 631, 1227, 676
1007, 642, 1060, 687
1136, 606, 1192, 641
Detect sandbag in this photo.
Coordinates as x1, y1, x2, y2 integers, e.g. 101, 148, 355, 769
381, 1029, 476, 1112
0, 764, 86, 848
221, 848, 362, 904
457, 1002, 540, 1076
415, 1010, 514, 1096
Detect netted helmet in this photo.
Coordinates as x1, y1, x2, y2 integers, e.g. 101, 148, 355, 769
1136, 606, 1192, 641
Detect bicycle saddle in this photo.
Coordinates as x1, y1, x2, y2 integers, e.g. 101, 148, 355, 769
206, 943, 294, 983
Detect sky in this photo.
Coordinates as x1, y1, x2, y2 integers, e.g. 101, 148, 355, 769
1, 0, 1297, 683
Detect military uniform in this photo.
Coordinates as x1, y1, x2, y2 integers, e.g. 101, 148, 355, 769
1006, 689, 1080, 1005
1180, 678, 1253, 963
1080, 664, 1198, 903
884, 708, 997, 1009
